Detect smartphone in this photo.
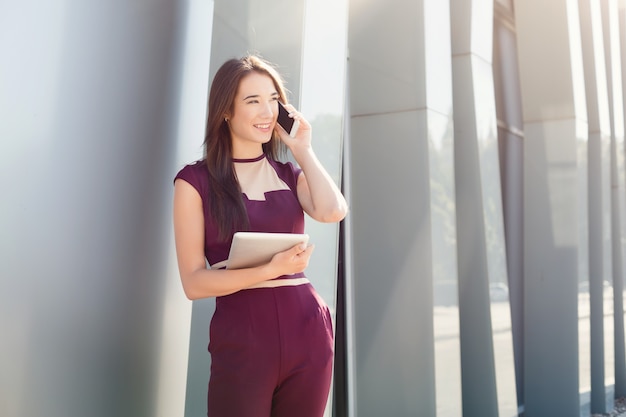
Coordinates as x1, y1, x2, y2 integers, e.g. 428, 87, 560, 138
277, 101, 300, 137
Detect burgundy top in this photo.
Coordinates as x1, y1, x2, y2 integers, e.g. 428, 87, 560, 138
174, 155, 305, 271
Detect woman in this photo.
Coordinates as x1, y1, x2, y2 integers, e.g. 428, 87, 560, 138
173, 55, 348, 417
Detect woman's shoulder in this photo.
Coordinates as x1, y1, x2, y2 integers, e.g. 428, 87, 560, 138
174, 159, 209, 193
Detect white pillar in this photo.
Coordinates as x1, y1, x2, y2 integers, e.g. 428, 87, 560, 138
450, 0, 518, 415
603, 0, 626, 398
514, 0, 589, 414
579, 0, 614, 412
348, 0, 461, 415
0, 1, 189, 416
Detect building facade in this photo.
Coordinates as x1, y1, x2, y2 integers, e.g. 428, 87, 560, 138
2, 0, 626, 416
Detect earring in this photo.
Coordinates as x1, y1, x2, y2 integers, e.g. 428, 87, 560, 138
224, 117, 229, 122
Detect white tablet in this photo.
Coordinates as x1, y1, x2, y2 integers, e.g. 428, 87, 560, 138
226, 232, 310, 270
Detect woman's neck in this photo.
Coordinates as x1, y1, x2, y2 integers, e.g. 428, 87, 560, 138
231, 143, 264, 160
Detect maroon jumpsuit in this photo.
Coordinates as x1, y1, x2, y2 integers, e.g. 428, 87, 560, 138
175, 155, 334, 417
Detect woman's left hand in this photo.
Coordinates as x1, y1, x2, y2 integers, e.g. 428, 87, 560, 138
275, 103, 312, 154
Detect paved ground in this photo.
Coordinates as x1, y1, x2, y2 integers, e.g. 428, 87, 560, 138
592, 398, 626, 417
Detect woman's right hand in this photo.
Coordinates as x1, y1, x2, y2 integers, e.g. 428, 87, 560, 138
268, 243, 315, 277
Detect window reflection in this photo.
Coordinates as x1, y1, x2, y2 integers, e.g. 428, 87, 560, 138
299, 0, 349, 318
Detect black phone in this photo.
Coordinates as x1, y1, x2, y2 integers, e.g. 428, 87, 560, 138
277, 101, 300, 137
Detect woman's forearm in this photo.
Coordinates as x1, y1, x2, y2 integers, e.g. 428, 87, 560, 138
180, 264, 277, 299
293, 147, 348, 223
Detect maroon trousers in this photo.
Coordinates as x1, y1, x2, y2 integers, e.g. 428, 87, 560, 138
207, 283, 334, 417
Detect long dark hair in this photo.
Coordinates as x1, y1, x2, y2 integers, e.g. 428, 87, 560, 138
204, 55, 289, 240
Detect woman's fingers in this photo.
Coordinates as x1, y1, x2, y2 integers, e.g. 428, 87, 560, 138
271, 243, 315, 275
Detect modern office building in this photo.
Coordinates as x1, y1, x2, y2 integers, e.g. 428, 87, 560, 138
3, 0, 626, 416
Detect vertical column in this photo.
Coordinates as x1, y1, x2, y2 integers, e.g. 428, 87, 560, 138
513, 0, 589, 415
621, 0, 626, 154
347, 0, 461, 415
619, 0, 626, 144
449, 0, 518, 416
579, 0, 614, 413
493, 0, 526, 409
602, 0, 626, 398
0, 1, 187, 417
157, 2, 215, 417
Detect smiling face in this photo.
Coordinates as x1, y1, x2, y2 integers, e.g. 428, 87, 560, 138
227, 71, 280, 158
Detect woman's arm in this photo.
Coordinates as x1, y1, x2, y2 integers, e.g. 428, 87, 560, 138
276, 106, 349, 223
294, 149, 348, 223
173, 179, 314, 300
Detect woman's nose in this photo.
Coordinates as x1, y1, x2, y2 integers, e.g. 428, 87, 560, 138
261, 101, 275, 118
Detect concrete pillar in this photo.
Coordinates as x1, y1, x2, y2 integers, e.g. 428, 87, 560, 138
602, 0, 626, 398
513, 0, 589, 414
347, 0, 461, 415
493, 1, 526, 409
579, 0, 614, 412
0, 1, 187, 416
449, 0, 518, 415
